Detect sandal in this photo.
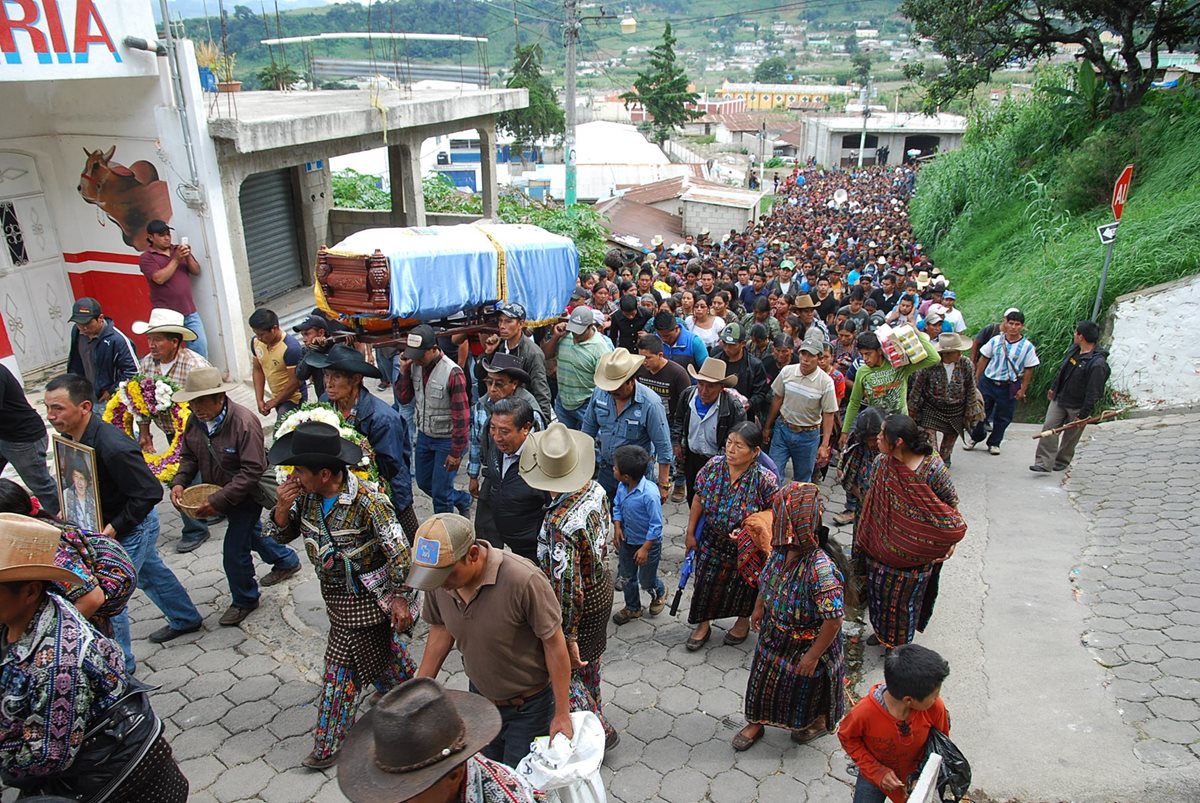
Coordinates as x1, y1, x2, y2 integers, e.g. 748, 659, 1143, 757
685, 627, 711, 652
723, 629, 749, 646
732, 725, 764, 751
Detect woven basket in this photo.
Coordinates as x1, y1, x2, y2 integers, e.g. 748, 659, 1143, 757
178, 483, 221, 517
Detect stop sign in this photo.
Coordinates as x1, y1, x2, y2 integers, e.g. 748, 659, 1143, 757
1112, 164, 1134, 221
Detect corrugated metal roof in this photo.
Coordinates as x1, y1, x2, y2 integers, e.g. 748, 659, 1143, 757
595, 197, 684, 248
680, 186, 762, 209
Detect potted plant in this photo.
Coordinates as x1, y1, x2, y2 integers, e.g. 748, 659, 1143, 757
217, 53, 241, 93
195, 40, 219, 92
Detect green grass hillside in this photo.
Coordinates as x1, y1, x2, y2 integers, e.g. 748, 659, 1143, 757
910, 72, 1200, 413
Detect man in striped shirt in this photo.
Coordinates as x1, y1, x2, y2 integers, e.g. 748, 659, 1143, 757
966, 309, 1039, 455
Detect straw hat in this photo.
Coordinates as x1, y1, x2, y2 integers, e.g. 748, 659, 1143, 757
792, 295, 817, 310
651, 235, 664, 247
132, 308, 197, 341
0, 513, 80, 585
935, 332, 973, 353
519, 422, 596, 494
915, 271, 931, 290
594, 348, 645, 392
174, 366, 240, 402
687, 357, 738, 387
337, 678, 501, 803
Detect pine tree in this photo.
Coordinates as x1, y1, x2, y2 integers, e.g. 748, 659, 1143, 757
620, 23, 703, 145
497, 44, 565, 154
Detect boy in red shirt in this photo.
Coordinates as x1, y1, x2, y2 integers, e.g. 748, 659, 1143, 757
838, 644, 951, 802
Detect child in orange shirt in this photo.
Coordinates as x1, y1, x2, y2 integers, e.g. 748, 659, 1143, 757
838, 644, 951, 802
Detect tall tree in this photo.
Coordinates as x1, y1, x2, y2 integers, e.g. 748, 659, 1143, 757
901, 0, 1200, 114
620, 23, 703, 145
497, 44, 566, 154
852, 52, 872, 86
754, 56, 790, 84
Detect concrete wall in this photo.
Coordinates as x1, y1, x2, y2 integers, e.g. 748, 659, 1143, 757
1106, 273, 1200, 410
326, 208, 483, 244
682, 200, 754, 238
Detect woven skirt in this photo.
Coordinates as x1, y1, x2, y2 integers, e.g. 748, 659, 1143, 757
744, 623, 845, 731
321, 581, 393, 682
107, 733, 189, 803
577, 570, 611, 664
862, 554, 934, 649
688, 522, 758, 624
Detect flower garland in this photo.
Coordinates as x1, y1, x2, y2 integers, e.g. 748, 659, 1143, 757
102, 374, 190, 485
274, 402, 379, 484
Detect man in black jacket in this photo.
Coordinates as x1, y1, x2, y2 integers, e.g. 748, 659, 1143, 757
65, 297, 137, 402
1031, 320, 1110, 473
675, 358, 746, 503
0, 363, 59, 516
44, 374, 202, 673
713, 323, 771, 423
475, 396, 546, 561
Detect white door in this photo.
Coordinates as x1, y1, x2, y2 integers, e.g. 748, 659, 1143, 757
0, 152, 73, 374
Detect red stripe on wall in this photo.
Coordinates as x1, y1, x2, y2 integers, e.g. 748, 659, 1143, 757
67, 272, 153, 354
62, 251, 143, 266
0, 313, 14, 359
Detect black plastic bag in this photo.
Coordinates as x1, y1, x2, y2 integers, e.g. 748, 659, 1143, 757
908, 727, 971, 802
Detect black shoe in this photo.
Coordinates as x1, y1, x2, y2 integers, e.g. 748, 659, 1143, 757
176, 533, 210, 553
1028, 465, 1051, 473
1054, 464, 1069, 472
147, 622, 202, 644
260, 564, 302, 586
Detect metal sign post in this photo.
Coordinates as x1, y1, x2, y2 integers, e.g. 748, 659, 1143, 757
1091, 165, 1134, 320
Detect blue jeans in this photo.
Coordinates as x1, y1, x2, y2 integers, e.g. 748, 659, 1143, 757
769, 425, 820, 483
183, 311, 208, 360
374, 345, 396, 385
111, 510, 203, 673
179, 475, 209, 544
415, 433, 472, 514
0, 433, 60, 517
224, 502, 299, 609
474, 682, 554, 767
970, 377, 1017, 447
619, 540, 665, 611
851, 773, 888, 803
553, 398, 585, 431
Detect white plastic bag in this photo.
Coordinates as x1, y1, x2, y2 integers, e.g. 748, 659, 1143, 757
514, 711, 607, 803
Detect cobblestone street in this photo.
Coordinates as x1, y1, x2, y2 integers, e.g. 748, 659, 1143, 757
1068, 413, 1200, 772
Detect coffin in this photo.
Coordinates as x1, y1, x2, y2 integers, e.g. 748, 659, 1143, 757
316, 223, 579, 327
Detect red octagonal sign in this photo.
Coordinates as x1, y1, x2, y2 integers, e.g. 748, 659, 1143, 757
1112, 164, 1134, 222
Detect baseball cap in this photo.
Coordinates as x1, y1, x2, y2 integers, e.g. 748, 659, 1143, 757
779, 259, 796, 271
798, 332, 825, 355
69, 297, 102, 324
720, 322, 745, 344
652, 311, 677, 331
403, 324, 438, 360
405, 514, 476, 591
570, 287, 590, 302
497, 302, 527, 320
943, 290, 957, 300
293, 315, 329, 333
146, 219, 173, 235
565, 307, 595, 335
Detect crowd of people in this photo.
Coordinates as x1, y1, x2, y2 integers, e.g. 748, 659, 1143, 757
0, 164, 1115, 802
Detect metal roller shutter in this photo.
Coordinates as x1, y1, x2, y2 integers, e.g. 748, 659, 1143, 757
240, 169, 304, 301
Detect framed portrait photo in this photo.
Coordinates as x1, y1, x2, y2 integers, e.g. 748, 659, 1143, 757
53, 435, 103, 532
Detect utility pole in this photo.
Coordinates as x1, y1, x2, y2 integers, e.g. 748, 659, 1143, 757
512, 0, 520, 45
856, 83, 870, 168
564, 0, 579, 206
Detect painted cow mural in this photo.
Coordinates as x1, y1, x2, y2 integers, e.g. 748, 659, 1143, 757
77, 145, 172, 251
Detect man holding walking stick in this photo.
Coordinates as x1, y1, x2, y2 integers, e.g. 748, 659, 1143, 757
1030, 320, 1110, 473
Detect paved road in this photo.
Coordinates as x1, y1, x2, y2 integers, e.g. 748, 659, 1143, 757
8, 389, 1200, 802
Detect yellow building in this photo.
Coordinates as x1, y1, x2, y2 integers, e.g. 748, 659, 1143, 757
717, 81, 855, 110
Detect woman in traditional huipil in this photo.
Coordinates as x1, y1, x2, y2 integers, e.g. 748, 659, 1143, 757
734, 482, 846, 751
685, 421, 778, 651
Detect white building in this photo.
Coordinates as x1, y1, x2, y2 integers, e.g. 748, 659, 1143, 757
800, 112, 968, 167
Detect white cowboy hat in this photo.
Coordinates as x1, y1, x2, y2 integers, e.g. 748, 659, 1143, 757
174, 366, 241, 402
935, 332, 972, 354
687, 357, 738, 387
594, 348, 646, 392
519, 423, 596, 495
699, 227, 711, 237
915, 271, 931, 290
0, 513, 80, 585
651, 235, 664, 247
132, 308, 197, 341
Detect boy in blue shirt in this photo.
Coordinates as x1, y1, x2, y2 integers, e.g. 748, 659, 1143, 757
611, 445, 666, 624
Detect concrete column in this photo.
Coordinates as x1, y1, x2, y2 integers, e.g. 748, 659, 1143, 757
397, 138, 425, 227
476, 122, 498, 221
387, 144, 406, 225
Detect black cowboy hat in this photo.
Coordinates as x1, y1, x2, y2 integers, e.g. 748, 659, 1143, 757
267, 421, 363, 469
338, 678, 501, 803
301, 344, 382, 379
481, 352, 530, 385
